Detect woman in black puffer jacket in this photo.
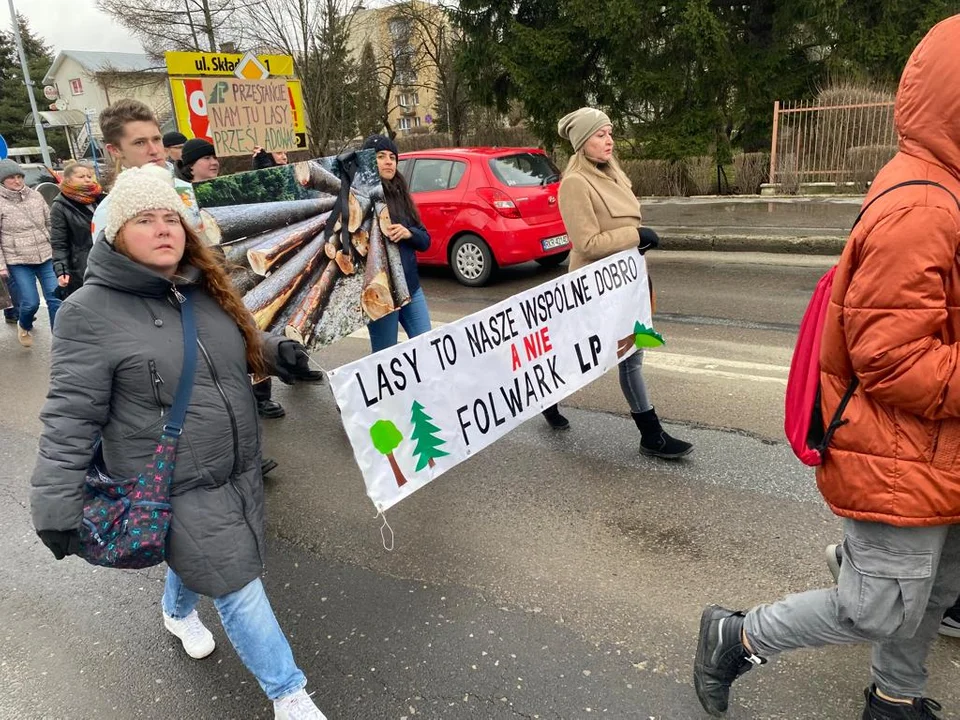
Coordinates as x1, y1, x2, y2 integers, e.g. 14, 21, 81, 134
30, 164, 327, 720
50, 161, 102, 297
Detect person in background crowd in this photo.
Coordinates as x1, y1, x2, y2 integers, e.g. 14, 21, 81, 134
0, 159, 61, 347
163, 131, 187, 164
360, 134, 433, 352
176, 139, 220, 183
31, 164, 327, 720
92, 100, 202, 239
693, 16, 960, 720
252, 147, 289, 170
248, 144, 301, 419
545, 108, 693, 460
50, 160, 102, 297
2, 272, 21, 325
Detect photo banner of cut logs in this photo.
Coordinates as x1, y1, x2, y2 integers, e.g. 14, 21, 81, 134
194, 149, 409, 348
327, 249, 659, 512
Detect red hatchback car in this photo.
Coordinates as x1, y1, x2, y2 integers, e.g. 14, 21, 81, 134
397, 147, 570, 286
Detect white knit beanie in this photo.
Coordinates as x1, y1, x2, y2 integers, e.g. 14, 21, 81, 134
557, 107, 612, 153
105, 164, 191, 244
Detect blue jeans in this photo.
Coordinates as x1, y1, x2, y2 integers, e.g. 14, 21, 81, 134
368, 286, 432, 352
8, 261, 61, 331
162, 569, 306, 700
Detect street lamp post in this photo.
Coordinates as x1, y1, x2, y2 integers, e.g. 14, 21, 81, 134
7, 0, 52, 167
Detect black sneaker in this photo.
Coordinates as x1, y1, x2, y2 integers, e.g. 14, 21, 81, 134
4, 314, 17, 325
862, 685, 942, 719
939, 604, 960, 638
694, 605, 765, 716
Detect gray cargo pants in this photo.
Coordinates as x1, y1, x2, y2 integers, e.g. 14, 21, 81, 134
743, 519, 960, 698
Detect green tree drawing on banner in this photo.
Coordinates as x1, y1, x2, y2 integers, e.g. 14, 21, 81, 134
410, 401, 449, 472
370, 420, 407, 487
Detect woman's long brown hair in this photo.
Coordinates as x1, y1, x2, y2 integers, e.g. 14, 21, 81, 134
117, 222, 265, 375
382, 170, 422, 225
181, 226, 265, 375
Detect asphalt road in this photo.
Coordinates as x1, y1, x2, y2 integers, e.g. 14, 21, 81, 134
3, 251, 959, 720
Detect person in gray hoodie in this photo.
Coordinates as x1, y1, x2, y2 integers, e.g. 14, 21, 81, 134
30, 164, 327, 720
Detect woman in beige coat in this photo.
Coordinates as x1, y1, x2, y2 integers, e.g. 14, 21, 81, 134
543, 107, 692, 459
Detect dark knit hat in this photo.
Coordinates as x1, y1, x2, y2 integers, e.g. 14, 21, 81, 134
180, 138, 216, 166
163, 131, 188, 148
361, 134, 399, 158
0, 159, 24, 183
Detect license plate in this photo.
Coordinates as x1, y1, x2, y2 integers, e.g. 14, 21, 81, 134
541, 234, 569, 251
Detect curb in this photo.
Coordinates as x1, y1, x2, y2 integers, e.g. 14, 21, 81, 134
658, 232, 845, 256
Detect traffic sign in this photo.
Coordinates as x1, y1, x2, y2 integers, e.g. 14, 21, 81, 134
0, 135, 7, 160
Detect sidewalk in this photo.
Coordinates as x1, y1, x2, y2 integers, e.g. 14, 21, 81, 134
642, 195, 863, 255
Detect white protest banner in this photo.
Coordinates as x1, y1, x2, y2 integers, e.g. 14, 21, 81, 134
327, 249, 663, 512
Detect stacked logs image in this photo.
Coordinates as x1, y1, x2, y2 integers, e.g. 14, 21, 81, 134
200, 160, 407, 349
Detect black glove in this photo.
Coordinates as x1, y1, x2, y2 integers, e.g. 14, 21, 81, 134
37, 529, 81, 560
276, 340, 324, 384
638, 226, 660, 255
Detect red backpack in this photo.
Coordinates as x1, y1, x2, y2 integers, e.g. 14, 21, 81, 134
785, 180, 959, 466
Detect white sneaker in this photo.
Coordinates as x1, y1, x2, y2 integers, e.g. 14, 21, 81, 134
274, 689, 327, 720
163, 609, 216, 659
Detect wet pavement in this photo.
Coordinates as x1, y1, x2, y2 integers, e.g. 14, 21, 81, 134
4, 251, 960, 720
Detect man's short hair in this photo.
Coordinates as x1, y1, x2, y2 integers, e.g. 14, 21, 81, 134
100, 99, 158, 147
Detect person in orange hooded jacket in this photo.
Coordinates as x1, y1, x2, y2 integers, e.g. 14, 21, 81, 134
694, 15, 960, 720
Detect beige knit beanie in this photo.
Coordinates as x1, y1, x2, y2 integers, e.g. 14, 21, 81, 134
557, 107, 612, 152
105, 164, 190, 244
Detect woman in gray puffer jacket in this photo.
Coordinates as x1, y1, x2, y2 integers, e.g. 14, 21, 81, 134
29, 165, 327, 720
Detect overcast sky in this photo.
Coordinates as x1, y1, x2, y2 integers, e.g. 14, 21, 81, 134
1, 0, 144, 55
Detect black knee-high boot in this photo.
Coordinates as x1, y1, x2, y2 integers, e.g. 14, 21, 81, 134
632, 408, 693, 459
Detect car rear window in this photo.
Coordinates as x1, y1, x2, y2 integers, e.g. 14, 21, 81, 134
488, 153, 560, 187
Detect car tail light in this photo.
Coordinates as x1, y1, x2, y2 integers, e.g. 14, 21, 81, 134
476, 187, 521, 219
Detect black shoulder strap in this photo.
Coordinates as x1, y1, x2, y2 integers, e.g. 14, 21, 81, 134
852, 180, 960, 230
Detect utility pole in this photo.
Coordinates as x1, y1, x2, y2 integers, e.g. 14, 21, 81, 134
7, 0, 52, 166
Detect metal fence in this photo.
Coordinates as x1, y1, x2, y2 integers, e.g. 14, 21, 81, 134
769, 99, 897, 188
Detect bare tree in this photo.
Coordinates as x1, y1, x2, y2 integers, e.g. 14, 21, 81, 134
97, 0, 249, 55
391, 1, 470, 144
244, 0, 361, 153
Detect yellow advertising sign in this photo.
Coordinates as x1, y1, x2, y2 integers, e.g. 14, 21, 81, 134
170, 78, 308, 151
165, 51, 295, 78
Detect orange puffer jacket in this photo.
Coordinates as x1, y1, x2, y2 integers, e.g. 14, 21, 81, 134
817, 14, 960, 527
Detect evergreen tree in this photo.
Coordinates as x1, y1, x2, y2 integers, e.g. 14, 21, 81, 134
455, 0, 956, 160
0, 16, 60, 153
354, 42, 384, 138
410, 401, 448, 472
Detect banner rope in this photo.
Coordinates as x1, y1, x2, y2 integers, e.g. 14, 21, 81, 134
377, 511, 395, 552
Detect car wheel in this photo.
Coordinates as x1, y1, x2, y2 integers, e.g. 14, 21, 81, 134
535, 250, 569, 268
451, 234, 495, 287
